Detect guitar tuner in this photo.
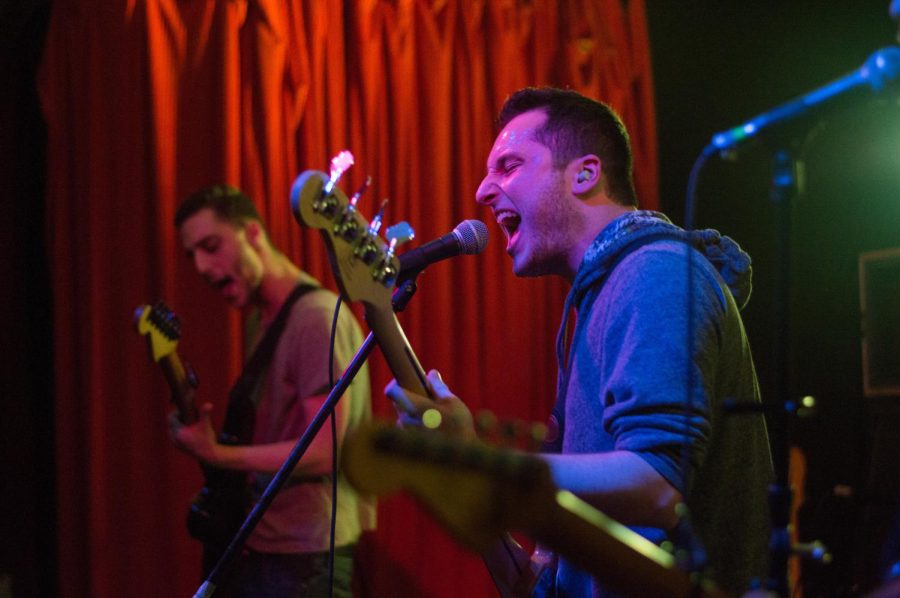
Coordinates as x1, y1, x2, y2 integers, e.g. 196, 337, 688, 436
312, 193, 339, 218
353, 233, 381, 265
349, 176, 372, 209
385, 221, 415, 249
367, 199, 388, 235
372, 256, 399, 287
324, 150, 355, 195
151, 301, 181, 338
334, 209, 363, 243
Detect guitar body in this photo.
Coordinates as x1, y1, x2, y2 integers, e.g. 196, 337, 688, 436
188, 464, 251, 574
135, 302, 250, 575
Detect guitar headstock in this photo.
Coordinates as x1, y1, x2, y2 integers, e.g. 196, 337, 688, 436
290, 152, 410, 310
342, 421, 559, 551
134, 301, 182, 362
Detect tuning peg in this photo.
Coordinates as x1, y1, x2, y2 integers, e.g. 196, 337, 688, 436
335, 209, 363, 243
368, 219, 408, 287
385, 221, 415, 254
367, 199, 388, 235
324, 150, 355, 195
350, 176, 372, 209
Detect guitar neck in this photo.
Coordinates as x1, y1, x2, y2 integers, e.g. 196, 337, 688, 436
158, 352, 198, 424
535, 493, 727, 598
365, 302, 431, 399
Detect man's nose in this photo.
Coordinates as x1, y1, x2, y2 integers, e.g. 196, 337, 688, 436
192, 252, 211, 275
475, 176, 498, 206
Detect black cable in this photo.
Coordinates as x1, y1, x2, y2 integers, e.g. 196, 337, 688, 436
326, 294, 342, 598
683, 145, 717, 233
677, 143, 718, 577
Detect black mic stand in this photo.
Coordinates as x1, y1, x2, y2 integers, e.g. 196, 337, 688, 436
762, 146, 801, 598
193, 277, 421, 598
687, 140, 830, 597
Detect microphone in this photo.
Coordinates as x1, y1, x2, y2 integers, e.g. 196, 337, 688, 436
398, 219, 489, 278
710, 46, 900, 153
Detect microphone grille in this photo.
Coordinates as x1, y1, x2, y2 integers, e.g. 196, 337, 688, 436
453, 220, 489, 255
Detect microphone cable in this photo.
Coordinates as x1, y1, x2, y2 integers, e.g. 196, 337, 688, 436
326, 293, 343, 598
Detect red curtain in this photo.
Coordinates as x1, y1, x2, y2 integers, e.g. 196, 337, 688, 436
39, 1, 656, 596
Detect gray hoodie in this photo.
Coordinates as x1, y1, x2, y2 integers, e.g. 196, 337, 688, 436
543, 211, 772, 597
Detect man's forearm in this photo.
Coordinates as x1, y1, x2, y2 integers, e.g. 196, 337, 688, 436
542, 450, 682, 530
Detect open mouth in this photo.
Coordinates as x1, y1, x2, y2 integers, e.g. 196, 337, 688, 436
495, 210, 521, 244
210, 276, 233, 291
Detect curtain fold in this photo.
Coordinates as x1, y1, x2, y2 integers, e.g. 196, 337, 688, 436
40, 1, 656, 595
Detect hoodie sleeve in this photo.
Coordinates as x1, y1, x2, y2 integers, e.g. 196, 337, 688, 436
584, 242, 728, 494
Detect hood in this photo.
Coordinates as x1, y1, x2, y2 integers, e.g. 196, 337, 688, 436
571, 210, 753, 310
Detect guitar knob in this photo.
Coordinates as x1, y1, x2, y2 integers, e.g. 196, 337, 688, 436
475, 410, 498, 439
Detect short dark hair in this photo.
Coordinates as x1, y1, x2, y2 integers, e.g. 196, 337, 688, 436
174, 185, 261, 228
497, 87, 637, 206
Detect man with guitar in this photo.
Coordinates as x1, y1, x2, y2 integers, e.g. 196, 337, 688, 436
386, 88, 773, 596
168, 185, 375, 597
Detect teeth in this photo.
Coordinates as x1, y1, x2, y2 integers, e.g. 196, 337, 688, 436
495, 210, 520, 237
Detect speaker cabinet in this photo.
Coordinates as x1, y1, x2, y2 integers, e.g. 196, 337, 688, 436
859, 248, 900, 398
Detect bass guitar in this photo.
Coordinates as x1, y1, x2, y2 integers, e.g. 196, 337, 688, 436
134, 302, 249, 575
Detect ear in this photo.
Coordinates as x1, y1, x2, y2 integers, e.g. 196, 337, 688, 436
244, 220, 265, 251
570, 155, 601, 195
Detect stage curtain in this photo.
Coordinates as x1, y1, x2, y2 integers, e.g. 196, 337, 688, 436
39, 1, 656, 596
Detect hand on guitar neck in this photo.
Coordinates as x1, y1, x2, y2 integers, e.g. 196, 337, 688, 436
168, 402, 220, 464
385, 369, 476, 442
386, 373, 556, 597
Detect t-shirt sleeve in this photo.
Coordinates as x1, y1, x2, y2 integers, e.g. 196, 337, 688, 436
255, 291, 357, 443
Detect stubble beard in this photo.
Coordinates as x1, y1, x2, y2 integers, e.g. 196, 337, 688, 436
514, 173, 584, 278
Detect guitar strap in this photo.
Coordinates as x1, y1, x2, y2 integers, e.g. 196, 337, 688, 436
220, 283, 320, 445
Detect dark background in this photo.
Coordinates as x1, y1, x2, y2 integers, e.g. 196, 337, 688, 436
648, 2, 900, 595
3, 1, 899, 596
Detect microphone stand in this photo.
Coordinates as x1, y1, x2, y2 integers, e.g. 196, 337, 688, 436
193, 277, 421, 598
763, 147, 801, 598
687, 134, 832, 597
